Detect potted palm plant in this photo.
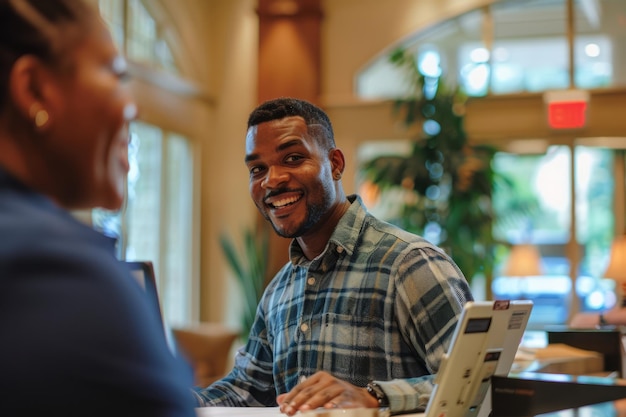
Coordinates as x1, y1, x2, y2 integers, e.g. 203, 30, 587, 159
361, 48, 498, 296
220, 225, 270, 341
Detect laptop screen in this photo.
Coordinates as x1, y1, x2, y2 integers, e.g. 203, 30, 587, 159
125, 261, 176, 354
126, 261, 164, 325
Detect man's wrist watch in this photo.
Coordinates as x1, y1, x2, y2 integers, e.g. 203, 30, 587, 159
366, 381, 389, 408
599, 313, 608, 326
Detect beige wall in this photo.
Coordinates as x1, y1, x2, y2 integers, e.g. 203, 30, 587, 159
202, 0, 259, 325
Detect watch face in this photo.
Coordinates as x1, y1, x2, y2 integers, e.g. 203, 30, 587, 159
367, 383, 389, 407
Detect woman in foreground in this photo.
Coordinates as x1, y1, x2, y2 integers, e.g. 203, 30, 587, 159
0, 1, 195, 415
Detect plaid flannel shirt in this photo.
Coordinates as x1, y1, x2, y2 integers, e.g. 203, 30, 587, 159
194, 195, 473, 413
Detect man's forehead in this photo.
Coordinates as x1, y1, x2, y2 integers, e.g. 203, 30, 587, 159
247, 117, 308, 141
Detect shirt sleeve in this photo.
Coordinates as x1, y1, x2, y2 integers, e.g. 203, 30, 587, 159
376, 376, 434, 413
382, 245, 473, 414
193, 302, 277, 407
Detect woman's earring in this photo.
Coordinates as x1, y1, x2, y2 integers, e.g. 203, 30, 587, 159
29, 103, 49, 130
334, 172, 342, 180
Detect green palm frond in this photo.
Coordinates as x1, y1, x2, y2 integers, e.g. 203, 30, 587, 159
220, 226, 269, 339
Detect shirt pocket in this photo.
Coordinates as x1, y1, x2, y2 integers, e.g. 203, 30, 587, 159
318, 313, 385, 384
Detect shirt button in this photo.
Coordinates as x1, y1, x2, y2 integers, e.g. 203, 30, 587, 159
300, 323, 309, 332
307, 277, 316, 285
336, 246, 344, 254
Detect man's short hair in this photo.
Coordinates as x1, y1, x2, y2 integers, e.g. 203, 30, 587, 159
247, 97, 335, 149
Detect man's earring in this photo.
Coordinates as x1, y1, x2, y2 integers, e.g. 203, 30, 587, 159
334, 172, 342, 180
29, 103, 49, 130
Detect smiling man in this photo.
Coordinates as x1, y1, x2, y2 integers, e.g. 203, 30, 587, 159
244, 102, 348, 259
193, 98, 473, 415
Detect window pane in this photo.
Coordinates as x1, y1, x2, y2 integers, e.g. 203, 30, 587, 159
574, 35, 613, 89
126, 121, 162, 270
492, 146, 573, 325
92, 123, 195, 325
162, 134, 194, 325
575, 146, 616, 312
493, 146, 572, 244
489, 0, 569, 94
98, 0, 124, 48
100, 0, 180, 73
127, 0, 156, 63
574, 0, 626, 89
357, 0, 626, 98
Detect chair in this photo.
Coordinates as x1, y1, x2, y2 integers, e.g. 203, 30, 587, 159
171, 323, 240, 387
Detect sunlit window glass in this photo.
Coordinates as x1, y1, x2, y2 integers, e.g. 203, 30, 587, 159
357, 0, 626, 98
162, 134, 194, 325
574, 0, 624, 89
98, 0, 179, 73
98, 0, 124, 48
126, 123, 194, 326
125, 122, 162, 265
127, 0, 156, 63
493, 147, 572, 245
489, 146, 615, 323
458, 44, 490, 96
92, 121, 194, 326
491, 147, 573, 325
574, 146, 616, 312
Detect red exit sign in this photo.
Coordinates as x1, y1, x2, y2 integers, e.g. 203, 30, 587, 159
543, 90, 590, 130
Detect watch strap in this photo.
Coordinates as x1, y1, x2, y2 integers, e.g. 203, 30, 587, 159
366, 381, 390, 408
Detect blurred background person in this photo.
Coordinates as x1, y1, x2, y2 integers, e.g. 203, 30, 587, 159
570, 306, 626, 328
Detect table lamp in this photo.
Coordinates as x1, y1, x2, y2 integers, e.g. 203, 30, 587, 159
604, 235, 626, 307
503, 243, 543, 277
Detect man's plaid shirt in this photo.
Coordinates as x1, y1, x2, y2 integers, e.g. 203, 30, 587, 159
194, 195, 473, 413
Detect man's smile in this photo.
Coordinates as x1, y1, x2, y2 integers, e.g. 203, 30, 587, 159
265, 192, 303, 209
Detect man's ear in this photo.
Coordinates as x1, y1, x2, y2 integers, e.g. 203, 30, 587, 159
8, 55, 54, 130
329, 147, 346, 177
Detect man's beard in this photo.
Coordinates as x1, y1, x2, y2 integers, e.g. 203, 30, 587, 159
267, 201, 327, 239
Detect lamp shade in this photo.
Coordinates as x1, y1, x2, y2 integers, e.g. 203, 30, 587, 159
604, 235, 626, 281
503, 244, 543, 277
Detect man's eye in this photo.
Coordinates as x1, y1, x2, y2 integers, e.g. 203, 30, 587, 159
249, 166, 263, 175
285, 155, 303, 163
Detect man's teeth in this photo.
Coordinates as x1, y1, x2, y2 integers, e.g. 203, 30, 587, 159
271, 195, 300, 208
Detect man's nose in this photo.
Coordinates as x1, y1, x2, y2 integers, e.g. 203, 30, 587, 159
261, 166, 289, 189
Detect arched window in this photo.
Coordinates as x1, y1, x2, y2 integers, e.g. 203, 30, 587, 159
92, 0, 197, 327
357, 0, 622, 99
